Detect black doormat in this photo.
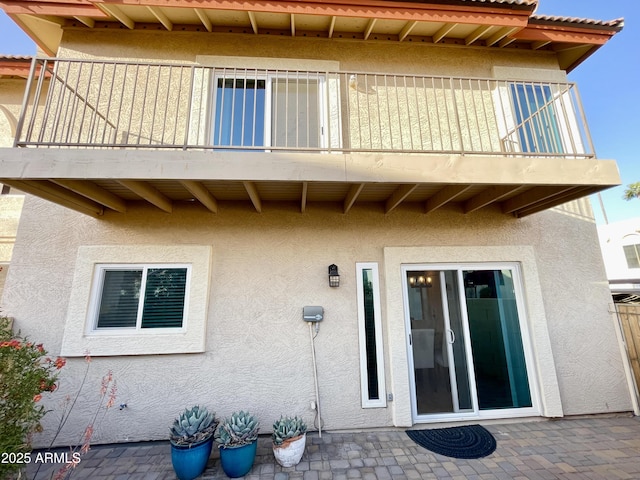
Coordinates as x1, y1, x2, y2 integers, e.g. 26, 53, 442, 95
406, 425, 496, 459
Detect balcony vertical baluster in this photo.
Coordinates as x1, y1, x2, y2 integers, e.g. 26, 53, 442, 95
16, 57, 43, 147
100, 61, 118, 145
182, 65, 195, 149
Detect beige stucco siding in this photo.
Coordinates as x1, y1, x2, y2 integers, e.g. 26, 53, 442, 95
1, 196, 631, 446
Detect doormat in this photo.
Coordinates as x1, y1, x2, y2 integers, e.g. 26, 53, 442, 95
406, 425, 496, 459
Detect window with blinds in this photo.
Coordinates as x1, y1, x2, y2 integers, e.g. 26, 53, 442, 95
94, 265, 189, 331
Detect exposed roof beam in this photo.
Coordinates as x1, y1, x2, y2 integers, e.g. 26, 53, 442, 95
425, 185, 471, 214
501, 186, 574, 214
96, 3, 134, 29
35, 15, 66, 26
363, 18, 377, 40
301, 181, 308, 213
73, 15, 95, 28
463, 185, 522, 214
498, 36, 517, 47
385, 184, 418, 214
194, 8, 212, 32
118, 180, 172, 212
328, 16, 336, 38
433, 23, 457, 43
247, 11, 258, 34
291, 13, 295, 36
2, 180, 104, 217
243, 181, 262, 212
485, 26, 519, 46
180, 180, 218, 213
147, 6, 173, 31
531, 40, 551, 50
1, 2, 106, 18
513, 26, 612, 46
344, 183, 365, 214
465, 25, 493, 45
398, 20, 417, 42
52, 179, 127, 212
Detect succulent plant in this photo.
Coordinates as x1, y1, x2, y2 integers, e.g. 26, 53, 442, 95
215, 411, 260, 448
272, 416, 307, 446
169, 405, 218, 446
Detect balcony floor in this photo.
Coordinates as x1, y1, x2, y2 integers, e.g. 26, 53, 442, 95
0, 149, 620, 218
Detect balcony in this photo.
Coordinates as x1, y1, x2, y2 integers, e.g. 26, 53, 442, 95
0, 58, 620, 217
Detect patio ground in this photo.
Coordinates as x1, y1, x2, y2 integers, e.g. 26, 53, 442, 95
25, 414, 640, 480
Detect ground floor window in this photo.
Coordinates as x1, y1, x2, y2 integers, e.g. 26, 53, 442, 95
403, 263, 535, 420
93, 265, 189, 331
356, 263, 386, 408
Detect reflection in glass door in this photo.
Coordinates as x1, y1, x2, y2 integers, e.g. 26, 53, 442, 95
404, 265, 534, 420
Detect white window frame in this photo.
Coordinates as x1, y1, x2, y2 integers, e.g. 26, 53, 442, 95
87, 263, 191, 335
356, 262, 387, 408
210, 71, 328, 149
61, 245, 211, 357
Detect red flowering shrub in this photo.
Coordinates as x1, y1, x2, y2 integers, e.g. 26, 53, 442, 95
0, 314, 64, 479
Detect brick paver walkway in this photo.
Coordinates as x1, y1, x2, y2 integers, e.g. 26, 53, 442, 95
25, 415, 640, 480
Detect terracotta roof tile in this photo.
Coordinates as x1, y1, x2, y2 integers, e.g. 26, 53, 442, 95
531, 14, 624, 31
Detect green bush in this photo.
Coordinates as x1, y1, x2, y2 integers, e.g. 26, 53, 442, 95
0, 314, 64, 479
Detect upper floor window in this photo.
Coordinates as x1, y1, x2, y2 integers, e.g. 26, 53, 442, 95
623, 244, 640, 269
510, 83, 563, 154
92, 265, 189, 331
211, 73, 324, 149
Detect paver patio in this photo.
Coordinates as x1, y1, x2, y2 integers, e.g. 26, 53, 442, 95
25, 414, 640, 480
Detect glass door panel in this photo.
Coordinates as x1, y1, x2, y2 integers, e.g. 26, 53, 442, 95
463, 269, 532, 409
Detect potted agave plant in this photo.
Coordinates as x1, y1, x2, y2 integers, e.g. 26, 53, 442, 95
272, 416, 307, 467
215, 411, 260, 478
169, 405, 218, 480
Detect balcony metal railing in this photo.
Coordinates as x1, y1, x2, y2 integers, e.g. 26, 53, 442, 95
14, 57, 595, 158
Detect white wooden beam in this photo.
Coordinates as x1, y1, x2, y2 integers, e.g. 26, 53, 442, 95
328, 16, 336, 38
96, 3, 134, 29
180, 180, 218, 213
147, 6, 173, 31
243, 181, 262, 212
399, 20, 417, 42
498, 36, 517, 48
531, 40, 551, 50
385, 184, 418, 213
118, 180, 172, 212
485, 26, 518, 47
247, 11, 258, 34
343, 183, 365, 213
52, 179, 127, 213
291, 13, 296, 36
364, 18, 377, 40
433, 23, 456, 43
194, 8, 212, 32
73, 16, 95, 28
465, 25, 493, 46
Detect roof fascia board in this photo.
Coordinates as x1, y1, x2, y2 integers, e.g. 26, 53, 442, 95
513, 24, 616, 46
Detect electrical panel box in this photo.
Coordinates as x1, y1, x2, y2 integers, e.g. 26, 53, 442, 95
303, 306, 324, 322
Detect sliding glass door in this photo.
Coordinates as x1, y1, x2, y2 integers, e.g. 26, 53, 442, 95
403, 264, 536, 421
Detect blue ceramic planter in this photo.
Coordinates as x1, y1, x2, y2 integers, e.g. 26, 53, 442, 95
219, 441, 258, 478
171, 437, 214, 480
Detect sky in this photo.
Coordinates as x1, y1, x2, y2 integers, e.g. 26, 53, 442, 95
0, 0, 638, 224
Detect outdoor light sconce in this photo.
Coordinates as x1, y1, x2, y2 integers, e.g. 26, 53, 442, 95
328, 264, 340, 287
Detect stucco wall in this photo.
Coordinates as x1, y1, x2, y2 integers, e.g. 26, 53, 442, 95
56, 29, 564, 79
0, 78, 26, 147
1, 196, 631, 447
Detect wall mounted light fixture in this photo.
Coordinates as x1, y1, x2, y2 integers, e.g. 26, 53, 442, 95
328, 264, 340, 287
